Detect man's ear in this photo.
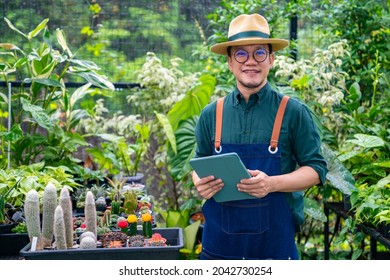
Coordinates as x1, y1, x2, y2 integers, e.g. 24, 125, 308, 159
269, 52, 275, 66
227, 55, 233, 72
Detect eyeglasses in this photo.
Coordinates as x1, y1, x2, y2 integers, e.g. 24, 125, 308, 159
233, 48, 269, 63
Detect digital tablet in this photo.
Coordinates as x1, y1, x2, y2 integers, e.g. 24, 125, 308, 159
189, 152, 256, 202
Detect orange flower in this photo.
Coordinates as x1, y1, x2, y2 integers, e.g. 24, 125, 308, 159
141, 212, 152, 222
127, 214, 138, 223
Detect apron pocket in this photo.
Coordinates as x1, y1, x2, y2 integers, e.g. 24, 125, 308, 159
221, 198, 269, 234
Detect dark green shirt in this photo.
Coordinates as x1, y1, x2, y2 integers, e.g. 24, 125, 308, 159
194, 83, 328, 228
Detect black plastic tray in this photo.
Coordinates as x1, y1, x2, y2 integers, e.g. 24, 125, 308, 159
20, 228, 183, 260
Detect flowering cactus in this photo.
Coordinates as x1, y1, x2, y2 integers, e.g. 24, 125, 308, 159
141, 213, 152, 238
127, 214, 138, 236
117, 218, 129, 235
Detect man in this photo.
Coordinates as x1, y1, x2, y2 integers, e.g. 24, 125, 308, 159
192, 14, 328, 260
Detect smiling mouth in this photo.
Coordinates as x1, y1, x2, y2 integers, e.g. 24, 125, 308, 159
243, 69, 260, 74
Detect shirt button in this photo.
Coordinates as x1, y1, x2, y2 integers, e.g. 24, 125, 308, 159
243, 130, 248, 134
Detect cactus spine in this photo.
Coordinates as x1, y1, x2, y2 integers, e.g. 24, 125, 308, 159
85, 191, 97, 237
53, 205, 67, 250
59, 187, 73, 248
24, 189, 41, 246
41, 182, 57, 248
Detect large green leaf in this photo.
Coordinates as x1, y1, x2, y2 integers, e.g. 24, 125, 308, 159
168, 74, 215, 130
21, 98, 53, 130
304, 197, 327, 222
155, 112, 177, 154
321, 143, 356, 195
167, 117, 198, 181
183, 220, 200, 251
346, 133, 385, 149
166, 210, 187, 228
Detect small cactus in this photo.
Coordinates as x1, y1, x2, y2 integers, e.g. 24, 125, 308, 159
111, 200, 120, 215
24, 189, 41, 246
79, 231, 97, 243
41, 182, 57, 248
84, 191, 97, 237
59, 187, 73, 248
53, 206, 67, 250
79, 236, 97, 249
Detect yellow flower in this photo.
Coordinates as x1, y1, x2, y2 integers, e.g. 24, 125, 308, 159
127, 214, 138, 223
141, 212, 152, 222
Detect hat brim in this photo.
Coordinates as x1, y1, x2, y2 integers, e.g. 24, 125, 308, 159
210, 38, 289, 55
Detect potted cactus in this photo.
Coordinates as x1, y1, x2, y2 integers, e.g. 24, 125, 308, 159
20, 187, 183, 260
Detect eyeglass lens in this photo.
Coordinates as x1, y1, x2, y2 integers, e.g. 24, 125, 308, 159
234, 49, 268, 63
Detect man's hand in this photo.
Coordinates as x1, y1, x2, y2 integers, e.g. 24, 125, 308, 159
193, 172, 224, 199
237, 169, 271, 198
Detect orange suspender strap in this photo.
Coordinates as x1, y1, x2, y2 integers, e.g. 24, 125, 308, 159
214, 97, 225, 153
269, 95, 290, 153
214, 95, 289, 154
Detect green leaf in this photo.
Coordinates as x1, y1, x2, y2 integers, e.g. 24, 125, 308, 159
346, 134, 385, 149
24, 78, 63, 88
21, 98, 53, 130
183, 220, 200, 251
77, 71, 115, 90
68, 59, 101, 71
70, 83, 93, 108
56, 28, 73, 57
377, 175, 390, 188
4, 17, 27, 39
27, 18, 49, 40
167, 117, 198, 181
168, 74, 215, 130
304, 197, 327, 222
166, 210, 186, 228
155, 112, 177, 154
321, 144, 357, 195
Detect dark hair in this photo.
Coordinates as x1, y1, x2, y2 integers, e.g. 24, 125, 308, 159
226, 44, 273, 56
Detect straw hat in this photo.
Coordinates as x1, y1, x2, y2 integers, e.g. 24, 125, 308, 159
210, 14, 289, 55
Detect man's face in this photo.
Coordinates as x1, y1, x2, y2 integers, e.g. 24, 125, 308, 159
227, 44, 274, 94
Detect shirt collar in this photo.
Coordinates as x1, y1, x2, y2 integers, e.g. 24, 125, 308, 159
233, 82, 272, 105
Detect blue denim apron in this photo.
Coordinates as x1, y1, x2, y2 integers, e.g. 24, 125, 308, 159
200, 96, 298, 260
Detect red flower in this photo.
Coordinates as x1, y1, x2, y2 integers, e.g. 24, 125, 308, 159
80, 223, 86, 228
117, 219, 128, 229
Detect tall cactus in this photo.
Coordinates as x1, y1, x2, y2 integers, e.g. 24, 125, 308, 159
84, 191, 97, 237
59, 187, 73, 248
24, 189, 41, 248
41, 182, 57, 248
53, 205, 67, 250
